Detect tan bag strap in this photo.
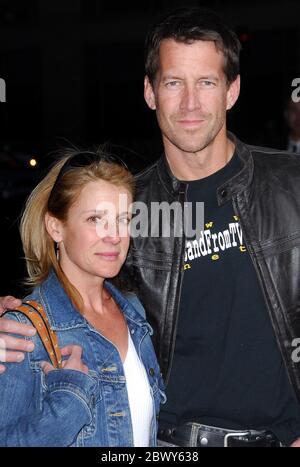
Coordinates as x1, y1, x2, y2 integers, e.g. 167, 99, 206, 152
4, 300, 62, 369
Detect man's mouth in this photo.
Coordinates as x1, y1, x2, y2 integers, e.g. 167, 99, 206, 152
177, 119, 205, 127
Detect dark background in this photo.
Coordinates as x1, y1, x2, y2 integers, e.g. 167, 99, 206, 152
0, 0, 300, 296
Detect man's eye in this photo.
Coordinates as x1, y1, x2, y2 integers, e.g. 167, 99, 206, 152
165, 81, 181, 88
201, 80, 215, 87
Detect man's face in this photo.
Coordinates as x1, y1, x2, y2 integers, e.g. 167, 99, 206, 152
144, 39, 239, 156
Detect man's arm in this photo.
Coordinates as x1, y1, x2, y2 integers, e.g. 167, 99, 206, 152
0, 296, 36, 373
0, 321, 94, 447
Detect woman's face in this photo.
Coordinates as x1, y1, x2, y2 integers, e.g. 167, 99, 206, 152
47, 179, 132, 283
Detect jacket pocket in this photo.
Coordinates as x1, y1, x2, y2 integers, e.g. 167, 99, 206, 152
130, 248, 176, 271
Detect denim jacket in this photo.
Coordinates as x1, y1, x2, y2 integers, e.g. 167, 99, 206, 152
0, 271, 166, 447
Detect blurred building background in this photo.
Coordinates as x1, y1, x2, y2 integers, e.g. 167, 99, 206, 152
0, 0, 300, 295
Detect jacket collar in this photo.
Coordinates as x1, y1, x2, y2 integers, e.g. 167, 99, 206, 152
28, 270, 147, 330
216, 132, 254, 206
156, 132, 254, 205
157, 155, 187, 197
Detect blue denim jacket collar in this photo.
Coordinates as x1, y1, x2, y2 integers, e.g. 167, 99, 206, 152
28, 270, 149, 332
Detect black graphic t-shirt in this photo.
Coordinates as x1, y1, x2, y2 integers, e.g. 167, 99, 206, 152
160, 153, 300, 446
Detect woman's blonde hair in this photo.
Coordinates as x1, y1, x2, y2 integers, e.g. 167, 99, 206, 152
20, 148, 135, 310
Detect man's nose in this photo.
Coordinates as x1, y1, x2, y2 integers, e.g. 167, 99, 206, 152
180, 85, 201, 112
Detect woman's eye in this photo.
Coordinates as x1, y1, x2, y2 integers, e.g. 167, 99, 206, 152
118, 217, 130, 224
88, 216, 104, 224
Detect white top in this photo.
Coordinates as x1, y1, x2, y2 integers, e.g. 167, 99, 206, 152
123, 331, 154, 447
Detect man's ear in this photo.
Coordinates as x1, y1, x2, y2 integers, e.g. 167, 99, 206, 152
45, 212, 63, 243
144, 76, 157, 110
226, 74, 240, 110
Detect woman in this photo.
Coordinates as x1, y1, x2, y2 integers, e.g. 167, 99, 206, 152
0, 149, 165, 447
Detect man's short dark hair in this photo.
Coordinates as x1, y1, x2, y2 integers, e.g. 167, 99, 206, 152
145, 7, 241, 86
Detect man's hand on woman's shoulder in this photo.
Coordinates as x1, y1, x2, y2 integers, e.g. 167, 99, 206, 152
0, 295, 22, 314
0, 295, 36, 374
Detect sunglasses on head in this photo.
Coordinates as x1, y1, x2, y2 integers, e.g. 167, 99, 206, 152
48, 150, 128, 203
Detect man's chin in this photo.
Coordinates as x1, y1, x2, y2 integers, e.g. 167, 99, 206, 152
174, 141, 211, 154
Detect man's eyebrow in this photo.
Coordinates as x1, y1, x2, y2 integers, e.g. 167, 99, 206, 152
199, 74, 219, 80
162, 74, 183, 80
161, 74, 220, 81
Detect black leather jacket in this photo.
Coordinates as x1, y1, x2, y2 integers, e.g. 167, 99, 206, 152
124, 133, 300, 401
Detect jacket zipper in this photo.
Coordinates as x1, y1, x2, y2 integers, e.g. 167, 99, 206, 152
165, 183, 188, 386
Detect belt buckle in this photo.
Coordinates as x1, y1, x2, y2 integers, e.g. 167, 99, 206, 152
224, 431, 251, 447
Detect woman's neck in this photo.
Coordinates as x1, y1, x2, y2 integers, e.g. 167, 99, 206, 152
60, 261, 109, 315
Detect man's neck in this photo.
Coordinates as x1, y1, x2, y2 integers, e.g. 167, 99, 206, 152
165, 137, 235, 182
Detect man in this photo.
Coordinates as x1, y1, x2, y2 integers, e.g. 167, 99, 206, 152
264, 97, 300, 152
1, 7, 300, 447
285, 98, 300, 153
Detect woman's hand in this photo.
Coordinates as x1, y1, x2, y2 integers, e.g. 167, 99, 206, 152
41, 345, 89, 375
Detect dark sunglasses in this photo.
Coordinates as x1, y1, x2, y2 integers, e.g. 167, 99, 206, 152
48, 151, 128, 203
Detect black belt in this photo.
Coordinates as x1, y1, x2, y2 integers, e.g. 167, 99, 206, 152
158, 422, 282, 447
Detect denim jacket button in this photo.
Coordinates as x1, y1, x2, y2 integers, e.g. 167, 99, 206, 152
130, 329, 135, 335
149, 368, 155, 376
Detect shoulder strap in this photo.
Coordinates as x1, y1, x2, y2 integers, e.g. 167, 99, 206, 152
4, 300, 62, 369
